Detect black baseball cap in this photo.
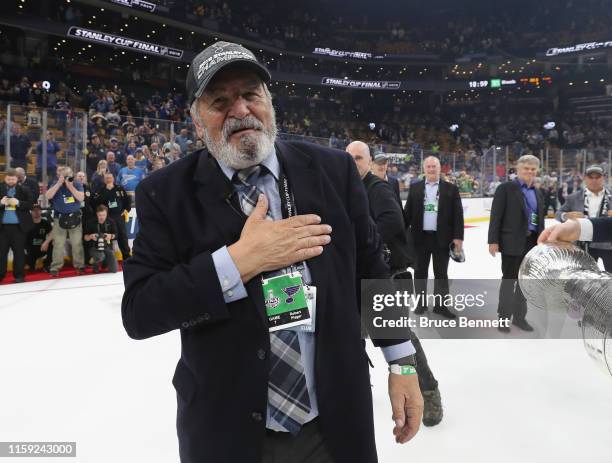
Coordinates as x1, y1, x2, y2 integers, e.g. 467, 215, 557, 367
186, 41, 271, 105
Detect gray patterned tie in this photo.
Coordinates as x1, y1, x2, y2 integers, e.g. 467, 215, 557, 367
233, 166, 312, 434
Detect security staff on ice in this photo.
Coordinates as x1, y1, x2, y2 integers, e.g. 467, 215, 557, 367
122, 41, 423, 463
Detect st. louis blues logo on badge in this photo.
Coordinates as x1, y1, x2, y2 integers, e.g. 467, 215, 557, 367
262, 273, 311, 331
282, 285, 302, 304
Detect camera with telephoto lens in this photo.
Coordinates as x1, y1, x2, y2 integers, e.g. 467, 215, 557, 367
96, 234, 106, 252
65, 176, 74, 182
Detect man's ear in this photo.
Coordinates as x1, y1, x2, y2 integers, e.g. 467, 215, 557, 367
191, 108, 206, 140
193, 121, 206, 141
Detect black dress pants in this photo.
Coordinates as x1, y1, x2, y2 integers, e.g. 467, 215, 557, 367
498, 234, 538, 321
0, 224, 26, 280
588, 247, 612, 272
414, 232, 450, 310
263, 419, 334, 463
110, 215, 131, 260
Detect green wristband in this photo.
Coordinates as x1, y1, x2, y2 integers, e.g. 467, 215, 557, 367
389, 364, 417, 375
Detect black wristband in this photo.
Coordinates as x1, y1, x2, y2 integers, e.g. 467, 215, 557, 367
389, 354, 417, 367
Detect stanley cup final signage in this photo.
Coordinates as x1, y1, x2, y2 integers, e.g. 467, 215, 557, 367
314, 47, 373, 60
108, 0, 157, 12
67, 27, 183, 59
546, 40, 612, 56
321, 77, 401, 90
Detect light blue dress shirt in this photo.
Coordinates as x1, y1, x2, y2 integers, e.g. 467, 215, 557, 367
210, 150, 415, 431
423, 179, 440, 231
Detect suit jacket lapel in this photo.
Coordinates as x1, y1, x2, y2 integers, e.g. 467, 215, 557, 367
193, 150, 269, 326
514, 183, 527, 217
415, 180, 425, 227
436, 181, 446, 228
275, 141, 330, 332
193, 149, 245, 244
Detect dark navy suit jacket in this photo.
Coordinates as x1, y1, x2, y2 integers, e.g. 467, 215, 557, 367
591, 217, 612, 242
122, 141, 406, 463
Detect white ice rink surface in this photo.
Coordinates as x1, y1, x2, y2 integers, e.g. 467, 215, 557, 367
1, 220, 611, 463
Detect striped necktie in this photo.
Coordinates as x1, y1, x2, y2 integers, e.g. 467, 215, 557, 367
233, 165, 312, 434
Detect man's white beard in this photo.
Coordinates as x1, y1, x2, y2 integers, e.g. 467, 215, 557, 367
204, 111, 277, 170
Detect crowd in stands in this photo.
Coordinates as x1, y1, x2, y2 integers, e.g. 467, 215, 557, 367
1, 75, 610, 202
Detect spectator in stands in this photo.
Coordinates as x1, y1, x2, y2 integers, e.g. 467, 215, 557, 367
9, 123, 31, 170
558, 181, 570, 206
174, 128, 191, 154
456, 171, 474, 194
149, 142, 161, 158
106, 151, 121, 178
151, 157, 165, 171
26, 101, 42, 130
133, 147, 148, 170
54, 94, 71, 112
17, 77, 31, 105
147, 126, 167, 146
125, 139, 138, 158
117, 155, 146, 195
84, 204, 117, 274
25, 205, 53, 272
163, 142, 181, 163
90, 94, 108, 114
93, 173, 131, 260
108, 137, 125, 165
486, 176, 501, 196
15, 167, 39, 200
91, 160, 108, 192
45, 166, 86, 276
544, 181, 558, 214
0, 168, 34, 283
106, 105, 121, 130
35, 130, 61, 180
86, 134, 106, 174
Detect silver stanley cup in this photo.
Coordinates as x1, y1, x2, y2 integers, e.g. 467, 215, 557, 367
519, 243, 612, 378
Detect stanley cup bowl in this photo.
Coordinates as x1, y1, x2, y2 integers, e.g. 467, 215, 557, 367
518, 242, 601, 314
519, 242, 612, 379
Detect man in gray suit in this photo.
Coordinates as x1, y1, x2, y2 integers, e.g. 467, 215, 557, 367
556, 165, 612, 271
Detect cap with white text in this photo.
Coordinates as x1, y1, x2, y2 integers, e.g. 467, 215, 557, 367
186, 41, 271, 105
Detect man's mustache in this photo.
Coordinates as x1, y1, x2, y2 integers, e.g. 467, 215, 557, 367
222, 116, 265, 140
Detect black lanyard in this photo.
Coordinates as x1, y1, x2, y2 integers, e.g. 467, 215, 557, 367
278, 169, 297, 219
276, 162, 306, 277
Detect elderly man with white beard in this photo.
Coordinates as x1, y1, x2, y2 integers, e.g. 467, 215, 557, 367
122, 41, 422, 463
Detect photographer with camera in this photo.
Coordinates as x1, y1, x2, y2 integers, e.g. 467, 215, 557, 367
93, 172, 131, 260
45, 166, 86, 276
84, 205, 117, 273
25, 204, 53, 272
